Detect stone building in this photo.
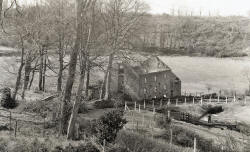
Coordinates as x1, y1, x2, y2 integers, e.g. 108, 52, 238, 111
111, 56, 181, 101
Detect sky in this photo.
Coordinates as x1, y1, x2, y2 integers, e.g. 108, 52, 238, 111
8, 0, 250, 17
144, 0, 250, 16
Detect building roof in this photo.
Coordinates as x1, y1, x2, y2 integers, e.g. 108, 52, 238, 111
123, 56, 171, 75
140, 56, 171, 74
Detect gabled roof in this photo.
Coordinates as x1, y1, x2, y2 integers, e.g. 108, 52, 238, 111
123, 56, 171, 75
140, 56, 171, 74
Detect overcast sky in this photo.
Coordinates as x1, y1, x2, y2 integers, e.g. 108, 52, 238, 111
144, 0, 249, 16
13, 0, 250, 17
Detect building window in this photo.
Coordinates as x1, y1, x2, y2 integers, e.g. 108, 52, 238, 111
119, 65, 124, 74
175, 78, 180, 83
154, 76, 157, 82
170, 80, 174, 88
171, 90, 173, 97
144, 77, 147, 83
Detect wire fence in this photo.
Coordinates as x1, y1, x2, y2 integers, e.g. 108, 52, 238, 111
123, 100, 244, 152
0, 108, 54, 138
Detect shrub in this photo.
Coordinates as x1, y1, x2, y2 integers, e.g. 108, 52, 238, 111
78, 102, 88, 114
1, 87, 17, 109
22, 98, 62, 117
108, 146, 129, 152
60, 143, 99, 152
94, 100, 114, 109
95, 110, 127, 143
156, 115, 171, 129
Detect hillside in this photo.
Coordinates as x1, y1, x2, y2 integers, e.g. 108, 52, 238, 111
135, 15, 250, 57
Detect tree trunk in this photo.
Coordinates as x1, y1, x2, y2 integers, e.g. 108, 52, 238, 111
0, 0, 2, 22
85, 57, 90, 98
42, 54, 47, 91
21, 55, 32, 99
38, 47, 44, 91
12, 45, 25, 101
67, 59, 86, 139
60, 0, 83, 135
103, 53, 114, 101
28, 59, 38, 90
99, 69, 108, 100
57, 47, 64, 92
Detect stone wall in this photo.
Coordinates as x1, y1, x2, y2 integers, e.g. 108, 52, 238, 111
139, 70, 181, 99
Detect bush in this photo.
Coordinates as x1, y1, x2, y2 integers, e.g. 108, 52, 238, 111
23, 98, 62, 117
0, 137, 52, 152
95, 110, 127, 143
53, 143, 99, 152
94, 100, 114, 109
1, 87, 17, 109
78, 102, 88, 114
156, 115, 171, 129
108, 146, 129, 152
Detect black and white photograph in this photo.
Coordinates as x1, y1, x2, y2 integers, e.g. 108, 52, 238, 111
0, 0, 250, 151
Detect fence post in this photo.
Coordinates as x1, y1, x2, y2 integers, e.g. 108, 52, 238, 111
200, 97, 203, 105
226, 97, 228, 104
134, 102, 137, 111
168, 111, 170, 119
9, 111, 11, 132
14, 121, 17, 138
43, 116, 46, 137
152, 100, 155, 108
142, 114, 145, 127
139, 104, 141, 113
103, 139, 106, 152
136, 121, 139, 131
234, 96, 236, 102
168, 98, 170, 106
132, 112, 134, 132
75, 123, 79, 139
124, 102, 127, 111
194, 137, 197, 152
170, 128, 173, 145
185, 97, 187, 105
176, 99, 178, 106
160, 99, 162, 108
144, 100, 146, 109
209, 96, 212, 103
193, 97, 195, 105
217, 96, 220, 103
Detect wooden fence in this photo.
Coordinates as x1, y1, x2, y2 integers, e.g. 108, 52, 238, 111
0, 108, 49, 137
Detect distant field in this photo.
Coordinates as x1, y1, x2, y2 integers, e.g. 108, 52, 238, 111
160, 56, 250, 95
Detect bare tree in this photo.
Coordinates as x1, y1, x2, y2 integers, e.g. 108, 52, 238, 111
0, 0, 3, 21
60, 0, 94, 135
12, 35, 25, 100
99, 0, 148, 101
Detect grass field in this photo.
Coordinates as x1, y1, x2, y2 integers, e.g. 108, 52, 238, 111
160, 56, 250, 95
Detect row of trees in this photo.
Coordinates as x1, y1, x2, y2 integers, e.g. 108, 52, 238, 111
138, 15, 250, 57
0, 0, 147, 139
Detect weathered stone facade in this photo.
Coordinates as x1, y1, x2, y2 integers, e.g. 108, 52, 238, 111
111, 56, 181, 101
